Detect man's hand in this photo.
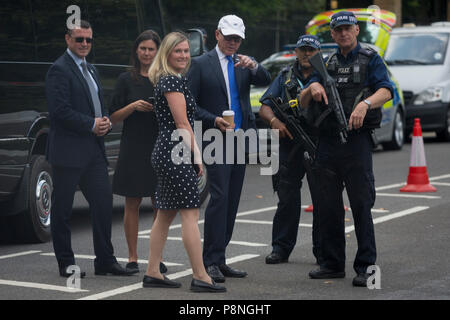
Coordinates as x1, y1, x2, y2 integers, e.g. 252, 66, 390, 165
93, 117, 111, 136
310, 82, 328, 105
348, 102, 368, 130
235, 54, 257, 69
270, 118, 293, 140
215, 117, 235, 132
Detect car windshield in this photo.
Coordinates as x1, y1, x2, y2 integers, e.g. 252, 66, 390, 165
314, 21, 380, 45
385, 33, 449, 65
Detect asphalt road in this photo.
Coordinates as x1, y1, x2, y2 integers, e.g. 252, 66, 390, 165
1, 136, 449, 304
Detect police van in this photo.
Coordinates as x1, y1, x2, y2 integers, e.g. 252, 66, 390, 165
0, 0, 206, 243
384, 22, 450, 141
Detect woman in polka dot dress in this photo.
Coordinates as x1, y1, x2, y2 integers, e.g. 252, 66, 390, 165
143, 32, 225, 293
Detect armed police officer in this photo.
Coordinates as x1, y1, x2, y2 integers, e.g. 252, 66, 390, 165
299, 11, 393, 287
259, 35, 322, 266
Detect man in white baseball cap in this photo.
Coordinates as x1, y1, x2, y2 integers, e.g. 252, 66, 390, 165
217, 14, 245, 39
187, 14, 271, 284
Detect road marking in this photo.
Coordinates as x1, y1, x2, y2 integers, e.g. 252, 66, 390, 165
345, 206, 429, 233
40, 253, 182, 267
0, 250, 42, 260
138, 236, 267, 247
78, 254, 259, 300
376, 193, 440, 199
431, 182, 450, 187
429, 174, 450, 181
138, 206, 278, 235
0, 279, 88, 293
375, 173, 450, 191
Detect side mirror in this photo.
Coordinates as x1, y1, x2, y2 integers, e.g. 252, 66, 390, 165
186, 29, 205, 57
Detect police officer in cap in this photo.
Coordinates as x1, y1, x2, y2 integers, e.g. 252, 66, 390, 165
300, 11, 393, 287
259, 35, 322, 266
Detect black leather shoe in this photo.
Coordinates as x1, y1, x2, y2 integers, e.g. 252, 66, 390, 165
143, 275, 181, 288
309, 267, 345, 279
206, 265, 225, 283
265, 252, 288, 264
353, 273, 370, 287
95, 262, 134, 276
190, 278, 226, 293
59, 266, 86, 278
160, 262, 168, 274
125, 262, 139, 274
219, 264, 247, 278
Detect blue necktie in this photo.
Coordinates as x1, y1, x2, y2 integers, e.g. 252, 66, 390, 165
226, 56, 242, 130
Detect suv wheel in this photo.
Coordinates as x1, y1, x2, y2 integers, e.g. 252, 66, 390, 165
382, 109, 404, 150
14, 155, 53, 243
436, 107, 450, 141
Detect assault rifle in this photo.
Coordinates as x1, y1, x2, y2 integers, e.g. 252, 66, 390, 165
269, 96, 316, 163
309, 52, 348, 144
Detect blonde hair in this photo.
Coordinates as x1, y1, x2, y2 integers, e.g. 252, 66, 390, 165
148, 32, 191, 85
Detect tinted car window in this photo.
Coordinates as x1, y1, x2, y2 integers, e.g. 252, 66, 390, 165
385, 33, 449, 65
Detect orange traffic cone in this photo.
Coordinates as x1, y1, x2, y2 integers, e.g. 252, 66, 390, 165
400, 118, 436, 193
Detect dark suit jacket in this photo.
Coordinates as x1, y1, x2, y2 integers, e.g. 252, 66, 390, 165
45, 51, 108, 168
187, 49, 271, 132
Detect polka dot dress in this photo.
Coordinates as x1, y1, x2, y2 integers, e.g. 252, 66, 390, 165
151, 75, 200, 210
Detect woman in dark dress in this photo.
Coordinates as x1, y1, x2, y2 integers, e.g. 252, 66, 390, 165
110, 30, 165, 274
142, 32, 225, 292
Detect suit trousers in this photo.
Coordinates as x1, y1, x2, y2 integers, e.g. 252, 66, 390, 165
315, 130, 377, 274
51, 145, 116, 268
202, 145, 246, 267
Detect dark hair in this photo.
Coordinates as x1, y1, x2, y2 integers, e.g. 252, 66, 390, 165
67, 20, 91, 36
129, 30, 161, 82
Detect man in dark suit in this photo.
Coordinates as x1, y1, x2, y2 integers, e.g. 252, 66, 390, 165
187, 15, 271, 283
45, 20, 132, 278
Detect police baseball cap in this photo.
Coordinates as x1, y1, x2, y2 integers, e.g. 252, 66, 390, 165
330, 11, 358, 29
296, 35, 321, 50
218, 15, 245, 39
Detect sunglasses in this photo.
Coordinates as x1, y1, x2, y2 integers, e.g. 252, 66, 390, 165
73, 37, 93, 44
220, 32, 242, 43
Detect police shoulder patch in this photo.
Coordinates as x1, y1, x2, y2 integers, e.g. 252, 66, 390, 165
359, 47, 377, 58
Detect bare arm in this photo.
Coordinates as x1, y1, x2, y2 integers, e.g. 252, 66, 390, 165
165, 91, 203, 175
110, 100, 153, 125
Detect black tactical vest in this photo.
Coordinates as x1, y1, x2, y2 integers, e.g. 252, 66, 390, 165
326, 47, 382, 129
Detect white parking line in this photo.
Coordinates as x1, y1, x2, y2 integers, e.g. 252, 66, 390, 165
0, 250, 42, 260
78, 254, 259, 300
138, 206, 279, 236
376, 193, 440, 199
375, 173, 450, 191
138, 236, 268, 247
0, 279, 88, 293
431, 182, 450, 187
40, 253, 182, 267
345, 206, 429, 233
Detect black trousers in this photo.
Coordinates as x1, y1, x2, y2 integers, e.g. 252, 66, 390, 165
271, 142, 321, 261
315, 130, 377, 274
51, 146, 116, 269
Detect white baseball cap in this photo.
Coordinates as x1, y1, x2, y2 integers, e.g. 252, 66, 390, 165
218, 15, 245, 39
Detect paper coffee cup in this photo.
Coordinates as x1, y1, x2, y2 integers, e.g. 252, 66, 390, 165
222, 110, 235, 126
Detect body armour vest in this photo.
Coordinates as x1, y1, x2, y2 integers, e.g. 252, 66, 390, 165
326, 47, 382, 130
